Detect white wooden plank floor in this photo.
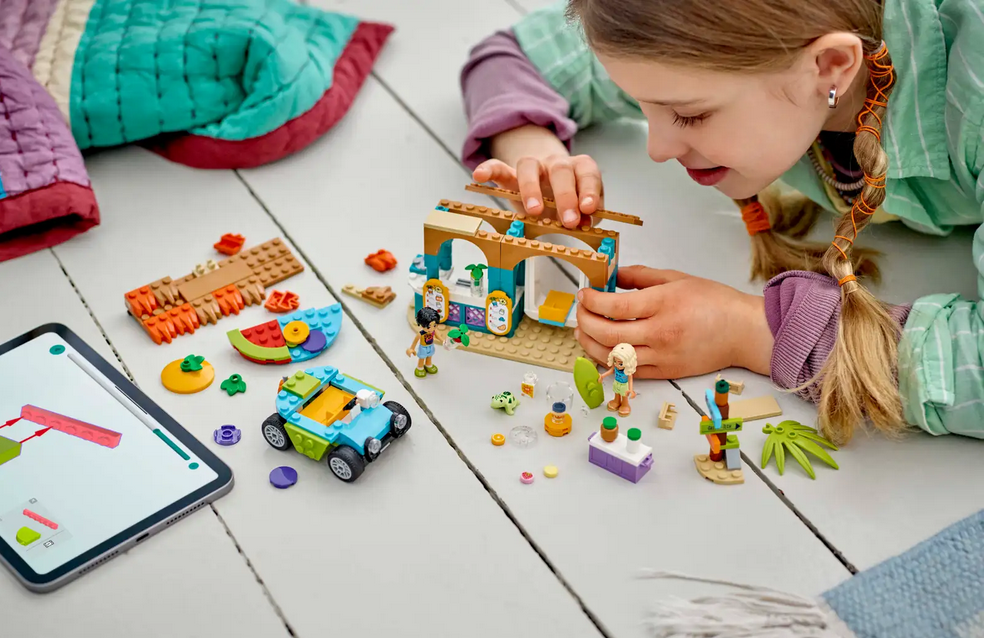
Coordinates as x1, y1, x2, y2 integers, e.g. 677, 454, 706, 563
1, 0, 981, 636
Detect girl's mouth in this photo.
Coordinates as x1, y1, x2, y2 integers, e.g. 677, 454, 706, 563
685, 166, 730, 186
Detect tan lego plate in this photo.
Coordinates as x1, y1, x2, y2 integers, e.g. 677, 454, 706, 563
405, 304, 586, 372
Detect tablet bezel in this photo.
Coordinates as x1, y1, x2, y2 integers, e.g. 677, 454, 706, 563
0, 323, 234, 592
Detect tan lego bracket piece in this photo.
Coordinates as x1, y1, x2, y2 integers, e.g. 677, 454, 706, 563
657, 402, 678, 430
405, 304, 584, 372
343, 285, 396, 309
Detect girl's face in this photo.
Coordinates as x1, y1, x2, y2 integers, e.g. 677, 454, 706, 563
613, 357, 624, 370
597, 53, 830, 199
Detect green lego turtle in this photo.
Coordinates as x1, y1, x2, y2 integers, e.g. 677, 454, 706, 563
491, 391, 520, 416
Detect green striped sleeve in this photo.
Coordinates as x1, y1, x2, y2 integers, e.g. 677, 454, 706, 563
513, 1, 642, 128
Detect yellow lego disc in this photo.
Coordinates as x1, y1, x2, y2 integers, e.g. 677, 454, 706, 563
491, 433, 506, 446
161, 359, 215, 394
283, 321, 310, 346
543, 465, 558, 478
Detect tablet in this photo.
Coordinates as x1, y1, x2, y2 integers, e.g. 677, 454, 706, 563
0, 324, 233, 592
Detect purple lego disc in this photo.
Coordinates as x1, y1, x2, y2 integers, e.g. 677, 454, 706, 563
269, 466, 298, 489
213, 425, 241, 446
301, 329, 327, 353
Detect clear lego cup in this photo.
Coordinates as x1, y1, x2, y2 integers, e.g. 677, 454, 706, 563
545, 382, 574, 413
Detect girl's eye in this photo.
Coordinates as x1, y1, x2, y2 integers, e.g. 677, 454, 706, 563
672, 112, 710, 128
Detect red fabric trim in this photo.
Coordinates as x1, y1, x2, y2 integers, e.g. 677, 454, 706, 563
0, 182, 100, 263
146, 21, 394, 169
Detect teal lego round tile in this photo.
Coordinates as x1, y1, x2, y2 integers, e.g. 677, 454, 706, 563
49, 345, 65, 355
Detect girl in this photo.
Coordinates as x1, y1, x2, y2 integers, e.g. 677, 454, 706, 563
460, 0, 984, 444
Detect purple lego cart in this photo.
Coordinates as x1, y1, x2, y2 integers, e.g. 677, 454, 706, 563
588, 431, 653, 483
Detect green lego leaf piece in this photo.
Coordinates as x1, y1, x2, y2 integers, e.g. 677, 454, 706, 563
219, 374, 247, 396
180, 355, 205, 372
574, 357, 605, 409
448, 325, 471, 347
16, 526, 40, 546
761, 420, 839, 479
784, 440, 814, 479
792, 436, 839, 470
761, 436, 776, 469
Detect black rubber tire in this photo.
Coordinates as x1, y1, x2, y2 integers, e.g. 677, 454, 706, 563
326, 446, 365, 482
384, 401, 412, 438
261, 413, 291, 451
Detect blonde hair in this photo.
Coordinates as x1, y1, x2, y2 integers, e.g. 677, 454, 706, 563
568, 0, 903, 444
608, 343, 638, 376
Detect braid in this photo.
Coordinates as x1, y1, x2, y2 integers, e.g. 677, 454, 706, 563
739, 188, 882, 282
814, 42, 906, 444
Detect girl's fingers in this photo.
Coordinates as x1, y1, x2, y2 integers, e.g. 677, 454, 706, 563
577, 286, 663, 320
516, 157, 546, 215
545, 157, 581, 228
616, 266, 690, 290
572, 155, 603, 214
575, 304, 657, 347
473, 159, 520, 192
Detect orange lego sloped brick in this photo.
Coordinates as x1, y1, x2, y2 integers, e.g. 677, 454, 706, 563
125, 286, 159, 318
140, 304, 200, 345
212, 285, 245, 316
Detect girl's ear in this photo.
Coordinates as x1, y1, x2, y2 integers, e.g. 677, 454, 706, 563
809, 32, 864, 99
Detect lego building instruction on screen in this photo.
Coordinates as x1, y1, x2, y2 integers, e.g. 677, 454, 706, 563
0, 333, 216, 575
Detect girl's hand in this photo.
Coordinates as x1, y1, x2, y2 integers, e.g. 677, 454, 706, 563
472, 154, 604, 229
574, 266, 774, 378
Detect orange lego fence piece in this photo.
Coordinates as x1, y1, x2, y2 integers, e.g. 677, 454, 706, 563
365, 250, 397, 272
214, 233, 246, 255
124, 238, 303, 345
264, 290, 300, 313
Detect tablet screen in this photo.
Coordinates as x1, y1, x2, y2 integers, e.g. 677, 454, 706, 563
0, 331, 218, 575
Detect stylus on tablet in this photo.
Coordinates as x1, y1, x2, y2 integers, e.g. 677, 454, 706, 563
67, 352, 191, 461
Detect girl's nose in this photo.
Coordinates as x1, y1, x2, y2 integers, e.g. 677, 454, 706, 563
647, 130, 689, 164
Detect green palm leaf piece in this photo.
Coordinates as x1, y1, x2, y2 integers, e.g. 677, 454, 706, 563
761, 420, 839, 480
448, 325, 471, 347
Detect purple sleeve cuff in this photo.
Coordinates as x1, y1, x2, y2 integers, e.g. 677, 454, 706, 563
763, 271, 911, 403
460, 30, 577, 169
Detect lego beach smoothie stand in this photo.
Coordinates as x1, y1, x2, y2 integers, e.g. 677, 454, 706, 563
404, 183, 642, 373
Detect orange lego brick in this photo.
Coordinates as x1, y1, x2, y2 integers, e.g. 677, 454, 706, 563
365, 250, 398, 272
212, 285, 245, 316
214, 233, 246, 255
124, 286, 159, 318
139, 304, 200, 344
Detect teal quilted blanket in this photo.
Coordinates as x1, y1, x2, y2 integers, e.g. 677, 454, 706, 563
6, 0, 392, 168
